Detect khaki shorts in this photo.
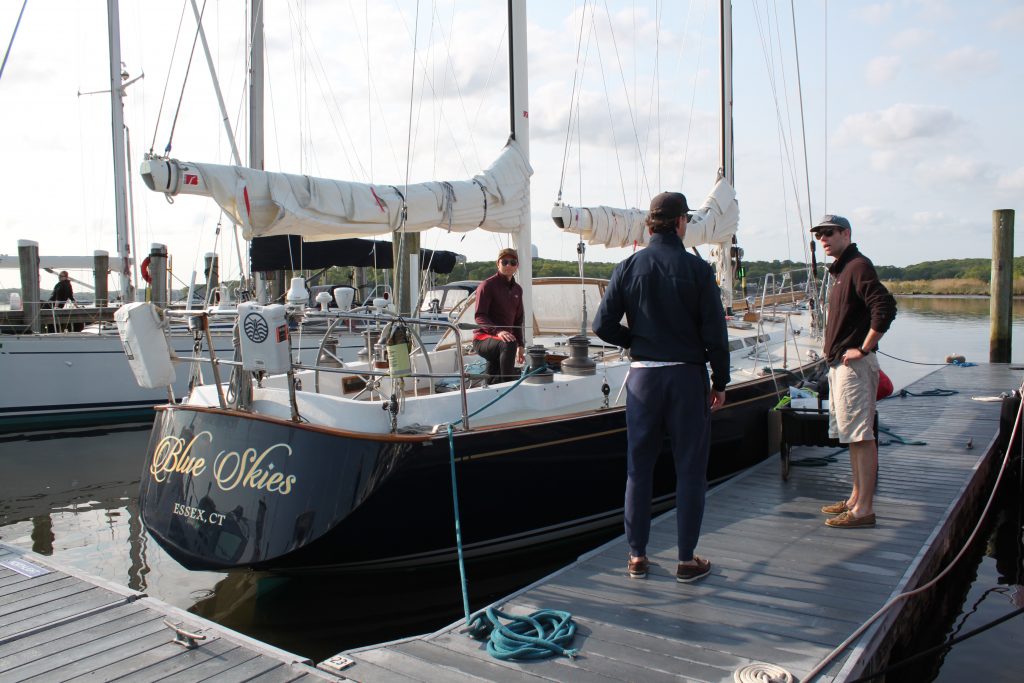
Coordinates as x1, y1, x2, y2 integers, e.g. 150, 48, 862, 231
828, 352, 880, 443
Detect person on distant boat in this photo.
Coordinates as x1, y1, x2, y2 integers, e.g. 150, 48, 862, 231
592, 191, 730, 584
48, 271, 76, 308
813, 215, 897, 529
473, 248, 525, 382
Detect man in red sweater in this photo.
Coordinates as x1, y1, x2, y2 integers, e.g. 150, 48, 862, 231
473, 248, 525, 382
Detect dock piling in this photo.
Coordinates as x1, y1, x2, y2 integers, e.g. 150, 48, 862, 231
18, 239, 40, 333
990, 209, 1014, 363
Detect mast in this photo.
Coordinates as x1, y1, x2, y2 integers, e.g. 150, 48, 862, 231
509, 0, 532, 345
249, 0, 264, 301
720, 0, 734, 186
718, 0, 735, 312
107, 0, 132, 302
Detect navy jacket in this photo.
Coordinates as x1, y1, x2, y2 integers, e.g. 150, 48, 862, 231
592, 232, 731, 391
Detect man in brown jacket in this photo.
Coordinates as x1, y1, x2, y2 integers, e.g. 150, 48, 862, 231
814, 215, 897, 528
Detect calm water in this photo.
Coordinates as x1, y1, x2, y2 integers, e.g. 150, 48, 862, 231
1, 295, 1022, 677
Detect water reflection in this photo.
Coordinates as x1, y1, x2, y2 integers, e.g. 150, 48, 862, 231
895, 296, 1004, 320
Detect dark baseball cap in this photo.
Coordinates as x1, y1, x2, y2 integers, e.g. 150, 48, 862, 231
649, 192, 690, 220
811, 214, 851, 233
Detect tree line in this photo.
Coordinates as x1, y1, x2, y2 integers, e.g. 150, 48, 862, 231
437, 256, 1024, 286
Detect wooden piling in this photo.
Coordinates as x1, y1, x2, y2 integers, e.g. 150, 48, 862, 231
17, 240, 40, 333
393, 232, 420, 316
990, 209, 1014, 363
204, 252, 220, 302
94, 250, 109, 308
150, 244, 169, 308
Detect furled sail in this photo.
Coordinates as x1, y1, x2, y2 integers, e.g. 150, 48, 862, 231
141, 139, 532, 242
550, 176, 738, 249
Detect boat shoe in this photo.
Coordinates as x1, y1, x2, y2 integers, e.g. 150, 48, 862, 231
825, 511, 876, 528
676, 557, 712, 583
627, 556, 649, 579
820, 500, 850, 515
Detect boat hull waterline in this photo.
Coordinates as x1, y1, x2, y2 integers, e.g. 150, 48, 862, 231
139, 365, 821, 573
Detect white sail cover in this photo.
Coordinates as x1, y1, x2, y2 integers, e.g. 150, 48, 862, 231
141, 140, 532, 242
551, 177, 738, 249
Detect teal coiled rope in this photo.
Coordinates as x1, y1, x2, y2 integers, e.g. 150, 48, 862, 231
467, 607, 578, 660
443, 365, 579, 660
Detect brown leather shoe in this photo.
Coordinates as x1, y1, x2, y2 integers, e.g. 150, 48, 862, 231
676, 556, 712, 583
825, 511, 876, 528
627, 556, 649, 579
821, 500, 850, 515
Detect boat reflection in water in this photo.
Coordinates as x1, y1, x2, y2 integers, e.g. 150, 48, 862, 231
0, 424, 152, 591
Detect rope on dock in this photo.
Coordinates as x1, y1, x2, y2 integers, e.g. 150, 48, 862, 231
466, 606, 578, 660
733, 662, 794, 683
442, 364, 580, 647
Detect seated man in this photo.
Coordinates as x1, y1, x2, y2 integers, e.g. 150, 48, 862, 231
473, 248, 525, 382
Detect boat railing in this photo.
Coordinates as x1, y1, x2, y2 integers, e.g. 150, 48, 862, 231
0, 300, 120, 334
162, 307, 475, 431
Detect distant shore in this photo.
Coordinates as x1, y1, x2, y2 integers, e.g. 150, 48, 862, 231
882, 277, 1024, 296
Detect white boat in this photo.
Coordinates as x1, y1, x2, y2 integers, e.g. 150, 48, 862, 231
120, 0, 826, 572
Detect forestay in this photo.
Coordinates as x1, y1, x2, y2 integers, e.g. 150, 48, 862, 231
140, 139, 532, 242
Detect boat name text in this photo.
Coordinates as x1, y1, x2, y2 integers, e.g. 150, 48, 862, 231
151, 432, 297, 495
172, 503, 227, 526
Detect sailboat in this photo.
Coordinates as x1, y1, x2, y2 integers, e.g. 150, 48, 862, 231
121, 0, 825, 572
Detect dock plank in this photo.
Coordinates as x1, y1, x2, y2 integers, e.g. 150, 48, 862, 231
331, 364, 1019, 682
0, 546, 341, 683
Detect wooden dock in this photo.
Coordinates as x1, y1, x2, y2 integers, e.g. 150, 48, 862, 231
326, 363, 1021, 682
0, 544, 340, 682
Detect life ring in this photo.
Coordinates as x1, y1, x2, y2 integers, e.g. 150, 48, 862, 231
140, 256, 152, 284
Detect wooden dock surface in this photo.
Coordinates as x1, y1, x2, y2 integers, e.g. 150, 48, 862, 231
329, 363, 1021, 682
0, 544, 340, 682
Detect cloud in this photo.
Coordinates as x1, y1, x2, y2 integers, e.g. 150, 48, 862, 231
847, 207, 899, 234
936, 46, 1000, 77
914, 155, 993, 185
888, 28, 935, 51
836, 104, 961, 148
911, 0, 955, 22
865, 56, 901, 85
997, 167, 1024, 191
993, 6, 1024, 32
856, 3, 894, 25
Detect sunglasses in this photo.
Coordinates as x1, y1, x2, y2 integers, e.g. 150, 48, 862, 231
500, 259, 519, 267
814, 228, 838, 238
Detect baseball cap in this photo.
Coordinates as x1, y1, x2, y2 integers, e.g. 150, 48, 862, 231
811, 214, 851, 233
649, 192, 690, 220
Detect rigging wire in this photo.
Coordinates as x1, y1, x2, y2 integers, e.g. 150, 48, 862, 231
591, 12, 629, 208
163, 0, 208, 157
749, 0, 808, 267
556, 0, 593, 203
677, 0, 706, 187
0, 0, 28, 85
601, 0, 651, 200
397, 0, 423, 318
788, 0, 815, 233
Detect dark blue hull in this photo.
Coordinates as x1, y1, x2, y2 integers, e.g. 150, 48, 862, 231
139, 364, 821, 572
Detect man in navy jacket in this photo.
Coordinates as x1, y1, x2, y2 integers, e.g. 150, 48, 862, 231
593, 191, 730, 583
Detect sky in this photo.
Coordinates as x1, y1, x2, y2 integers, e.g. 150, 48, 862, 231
1, 0, 1022, 294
